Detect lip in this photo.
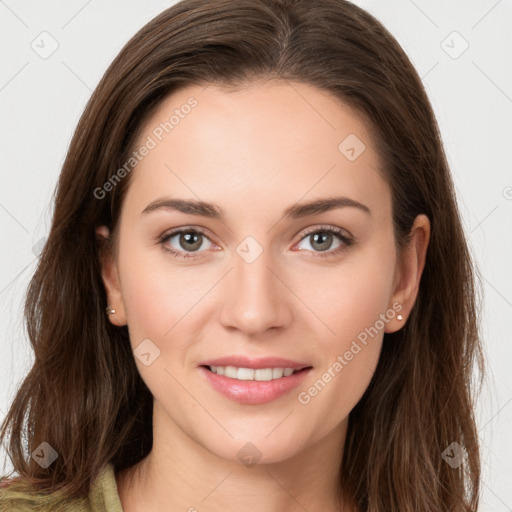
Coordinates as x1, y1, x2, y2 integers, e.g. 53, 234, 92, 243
199, 356, 311, 370
198, 356, 313, 405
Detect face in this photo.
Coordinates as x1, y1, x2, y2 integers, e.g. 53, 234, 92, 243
98, 80, 428, 466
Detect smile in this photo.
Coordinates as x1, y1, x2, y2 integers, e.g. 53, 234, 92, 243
199, 364, 312, 405
206, 365, 303, 381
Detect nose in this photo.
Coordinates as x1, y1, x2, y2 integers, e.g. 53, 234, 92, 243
218, 244, 293, 337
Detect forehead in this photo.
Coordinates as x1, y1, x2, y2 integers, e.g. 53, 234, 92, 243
123, 80, 389, 220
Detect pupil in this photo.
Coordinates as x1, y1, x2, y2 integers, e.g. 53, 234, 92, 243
177, 231, 333, 253
181, 232, 202, 251
312, 232, 332, 251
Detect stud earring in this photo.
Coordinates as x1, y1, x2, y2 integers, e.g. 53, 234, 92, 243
397, 314, 403, 321
106, 306, 116, 315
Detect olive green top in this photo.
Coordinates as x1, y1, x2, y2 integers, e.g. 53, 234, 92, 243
0, 463, 124, 511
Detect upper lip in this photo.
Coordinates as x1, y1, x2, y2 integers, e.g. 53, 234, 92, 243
199, 356, 312, 370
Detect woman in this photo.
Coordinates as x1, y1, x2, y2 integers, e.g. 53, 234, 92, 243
0, 0, 483, 510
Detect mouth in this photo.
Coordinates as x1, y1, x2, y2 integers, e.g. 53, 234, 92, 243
198, 358, 313, 405
201, 364, 311, 381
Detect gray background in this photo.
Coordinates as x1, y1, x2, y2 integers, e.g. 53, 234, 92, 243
1, 1, 511, 509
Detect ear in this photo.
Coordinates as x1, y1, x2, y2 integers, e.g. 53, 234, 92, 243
96, 225, 127, 326
385, 214, 430, 333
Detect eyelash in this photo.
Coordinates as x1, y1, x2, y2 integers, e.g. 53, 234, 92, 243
158, 225, 354, 261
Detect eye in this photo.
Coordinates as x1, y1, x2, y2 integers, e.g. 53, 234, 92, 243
159, 227, 215, 260
159, 225, 354, 261
293, 226, 354, 258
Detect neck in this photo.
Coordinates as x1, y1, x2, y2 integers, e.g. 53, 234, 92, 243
116, 401, 354, 512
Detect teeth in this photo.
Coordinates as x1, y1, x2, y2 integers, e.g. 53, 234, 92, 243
272, 368, 284, 379
208, 365, 299, 381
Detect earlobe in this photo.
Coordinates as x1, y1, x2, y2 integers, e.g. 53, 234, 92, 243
385, 214, 430, 333
95, 225, 127, 326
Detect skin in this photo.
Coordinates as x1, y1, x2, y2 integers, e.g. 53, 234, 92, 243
96, 79, 430, 512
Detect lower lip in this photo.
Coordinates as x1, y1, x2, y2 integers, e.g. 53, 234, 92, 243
199, 366, 312, 405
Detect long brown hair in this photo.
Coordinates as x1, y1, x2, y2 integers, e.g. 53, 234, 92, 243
0, 0, 484, 510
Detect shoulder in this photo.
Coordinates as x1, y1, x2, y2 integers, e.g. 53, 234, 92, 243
0, 463, 124, 512
0, 480, 83, 511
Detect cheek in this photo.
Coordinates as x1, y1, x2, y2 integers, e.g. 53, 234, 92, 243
116, 245, 205, 399
296, 240, 396, 344
120, 264, 205, 347
293, 241, 396, 417
116, 235, 189, 343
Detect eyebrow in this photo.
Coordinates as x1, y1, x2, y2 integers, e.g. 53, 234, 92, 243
141, 196, 371, 219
